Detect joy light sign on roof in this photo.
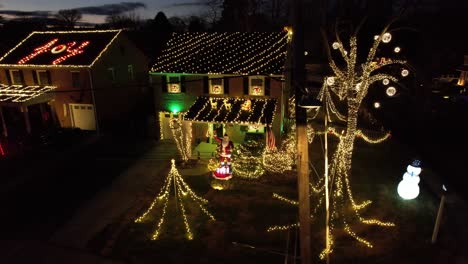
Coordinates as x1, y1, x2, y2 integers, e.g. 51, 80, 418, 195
18, 38, 90, 65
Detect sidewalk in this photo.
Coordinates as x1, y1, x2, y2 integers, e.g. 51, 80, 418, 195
51, 140, 179, 249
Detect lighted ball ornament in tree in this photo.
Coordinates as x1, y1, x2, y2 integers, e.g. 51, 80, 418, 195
397, 160, 422, 200
312, 22, 410, 258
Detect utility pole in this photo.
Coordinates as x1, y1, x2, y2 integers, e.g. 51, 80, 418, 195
292, 0, 311, 263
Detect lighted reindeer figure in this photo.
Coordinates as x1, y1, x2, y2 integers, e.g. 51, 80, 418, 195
209, 98, 218, 110
223, 98, 232, 111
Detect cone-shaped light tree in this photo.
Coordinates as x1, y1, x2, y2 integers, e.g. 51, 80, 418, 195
135, 159, 215, 240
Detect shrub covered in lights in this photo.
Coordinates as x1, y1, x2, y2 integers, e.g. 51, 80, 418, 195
231, 140, 265, 179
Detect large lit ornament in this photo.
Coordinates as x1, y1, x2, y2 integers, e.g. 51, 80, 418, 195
373, 102, 381, 109
386, 86, 397, 97
397, 160, 422, 200
382, 32, 392, 43
326, 77, 335, 86
401, 69, 409, 77
382, 78, 390, 85
394, 47, 401, 53
332, 42, 340, 50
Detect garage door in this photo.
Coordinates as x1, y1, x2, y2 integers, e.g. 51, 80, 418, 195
70, 103, 96, 131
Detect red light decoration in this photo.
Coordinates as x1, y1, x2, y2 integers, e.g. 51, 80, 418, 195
18, 39, 58, 64
17, 39, 90, 65
52, 41, 90, 65
51, 44, 67, 54
0, 142, 5, 156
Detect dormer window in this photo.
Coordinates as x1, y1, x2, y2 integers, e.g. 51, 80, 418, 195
9, 70, 23, 85
249, 76, 264, 96
36, 70, 51, 85
167, 75, 181, 93
209, 77, 224, 94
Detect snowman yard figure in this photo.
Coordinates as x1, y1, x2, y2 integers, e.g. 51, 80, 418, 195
397, 159, 422, 200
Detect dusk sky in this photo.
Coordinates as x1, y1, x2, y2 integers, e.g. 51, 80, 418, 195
0, 0, 203, 24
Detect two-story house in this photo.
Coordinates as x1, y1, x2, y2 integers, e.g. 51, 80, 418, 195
150, 32, 288, 147
0, 29, 149, 139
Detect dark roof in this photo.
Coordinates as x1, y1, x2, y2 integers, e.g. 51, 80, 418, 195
151, 32, 288, 75
0, 84, 56, 103
457, 65, 468, 71
184, 96, 277, 126
0, 30, 121, 67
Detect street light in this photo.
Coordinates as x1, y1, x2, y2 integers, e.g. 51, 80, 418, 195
299, 94, 331, 263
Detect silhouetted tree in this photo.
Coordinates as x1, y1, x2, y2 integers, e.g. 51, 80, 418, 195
55, 9, 82, 28
188, 16, 206, 32
168, 16, 187, 32
106, 12, 142, 29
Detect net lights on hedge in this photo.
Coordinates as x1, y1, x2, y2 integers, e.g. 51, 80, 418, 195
135, 159, 215, 240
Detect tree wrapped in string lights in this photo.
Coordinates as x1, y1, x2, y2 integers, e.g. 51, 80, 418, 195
135, 159, 215, 240
314, 23, 411, 257
170, 118, 192, 161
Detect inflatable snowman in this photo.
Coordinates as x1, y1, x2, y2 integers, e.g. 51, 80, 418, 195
397, 160, 422, 200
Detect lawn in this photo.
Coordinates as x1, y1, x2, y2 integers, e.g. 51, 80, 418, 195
89, 135, 445, 264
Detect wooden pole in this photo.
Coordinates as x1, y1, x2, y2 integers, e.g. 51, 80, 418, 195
292, 0, 311, 263
431, 193, 446, 244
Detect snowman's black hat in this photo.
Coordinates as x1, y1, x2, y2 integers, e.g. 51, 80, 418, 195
411, 159, 421, 168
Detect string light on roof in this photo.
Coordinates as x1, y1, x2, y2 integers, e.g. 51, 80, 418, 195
151, 32, 287, 75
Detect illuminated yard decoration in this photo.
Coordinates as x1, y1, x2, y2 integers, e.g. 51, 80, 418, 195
18, 38, 90, 65
170, 118, 192, 161
232, 141, 265, 179
313, 23, 409, 257
397, 160, 422, 200
135, 159, 215, 240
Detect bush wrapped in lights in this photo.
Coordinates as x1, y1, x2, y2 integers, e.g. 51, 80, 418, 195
231, 140, 265, 179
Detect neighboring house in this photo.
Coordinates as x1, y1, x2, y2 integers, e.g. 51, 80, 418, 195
0, 29, 149, 138
150, 32, 288, 146
456, 55, 468, 91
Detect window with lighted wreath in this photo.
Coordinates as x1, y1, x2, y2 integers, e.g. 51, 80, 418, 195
167, 76, 181, 93
209, 77, 224, 94
249, 76, 264, 96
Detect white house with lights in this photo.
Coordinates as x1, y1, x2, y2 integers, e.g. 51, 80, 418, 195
150, 32, 288, 146
0, 30, 149, 139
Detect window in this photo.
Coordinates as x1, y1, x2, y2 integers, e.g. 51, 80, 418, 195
128, 65, 134, 81
249, 76, 264, 96
107, 67, 115, 82
9, 70, 22, 84
209, 77, 224, 94
36, 70, 51, 85
71, 71, 80, 88
167, 76, 181, 93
